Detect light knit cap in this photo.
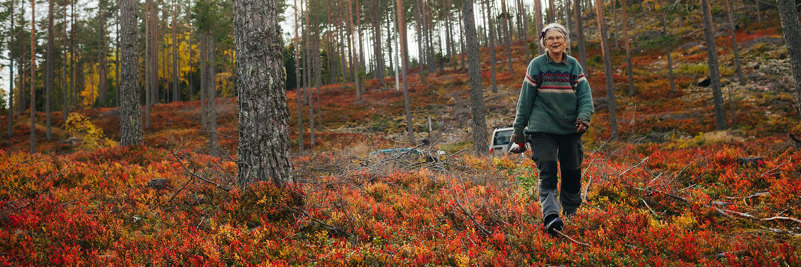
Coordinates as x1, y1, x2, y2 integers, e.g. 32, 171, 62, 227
539, 23, 569, 50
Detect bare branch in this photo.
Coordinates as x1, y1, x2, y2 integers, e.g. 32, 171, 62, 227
554, 229, 590, 247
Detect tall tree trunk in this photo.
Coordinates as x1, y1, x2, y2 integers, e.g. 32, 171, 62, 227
755, 0, 761, 23
339, 4, 347, 83
233, 0, 294, 187
64, 1, 69, 118
485, 0, 498, 92
724, 0, 743, 83
425, 0, 435, 73
145, 0, 152, 128
207, 35, 218, 156
373, 0, 385, 84
398, 0, 415, 145
520, 0, 529, 61
116, 5, 120, 107
30, 0, 36, 153
622, 0, 634, 96
575, 0, 588, 79
459, 8, 466, 70
659, 0, 675, 96
120, 0, 143, 146
70, 0, 76, 112
415, 0, 425, 83
776, 0, 801, 118
564, 0, 571, 42
386, 9, 394, 76
701, 0, 727, 130
306, 28, 315, 150
200, 33, 207, 131
548, 0, 555, 23
612, 0, 618, 49
347, 0, 360, 99
99, 0, 108, 107
444, 0, 453, 66
501, 0, 513, 74
314, 34, 323, 141
172, 2, 179, 102
7, 0, 14, 138
294, 0, 303, 153
534, 0, 544, 54
46, 0, 53, 141
594, 0, 619, 139
356, 0, 365, 74
462, 0, 488, 155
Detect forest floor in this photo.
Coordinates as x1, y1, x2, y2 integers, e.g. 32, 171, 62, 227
1, 7, 800, 266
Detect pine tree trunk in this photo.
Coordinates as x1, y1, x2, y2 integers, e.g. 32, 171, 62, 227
535, 0, 544, 54
776, 0, 801, 118
70, 0, 76, 113
520, 0, 529, 61
64, 2, 70, 117
306, 33, 315, 149
145, 0, 152, 129
415, 0, 425, 83
501, 0, 513, 74
659, 0, 675, 96
98, 0, 107, 107
459, 8, 466, 70
45, 0, 53, 141
612, 0, 618, 49
200, 34, 207, 131
120, 0, 143, 146
233, 0, 294, 186
115, 6, 120, 106
294, 0, 303, 153
347, 0, 360, 99
594, 0, 619, 139
462, 0, 488, 155
622, 0, 634, 96
373, 0, 385, 84
207, 35, 218, 156
549, 0, 555, 23
172, 3, 179, 102
30, 0, 36, 153
725, 0, 743, 83
575, 0, 589, 79
398, 0, 415, 145
7, 0, 14, 138
564, 0, 571, 42
701, 0, 727, 129
314, 35, 323, 138
485, 0, 498, 92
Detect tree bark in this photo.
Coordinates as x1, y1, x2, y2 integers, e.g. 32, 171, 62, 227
776, 0, 801, 118
200, 33, 207, 131
462, 0, 488, 156
98, 0, 107, 107
484, 0, 498, 92
659, 0, 675, 96
548, 0, 555, 23
294, 0, 303, 153
519, 0, 529, 61
46, 0, 54, 141
207, 35, 218, 156
534, 0, 544, 54
594, 0, 619, 139
373, 0, 385, 84
172, 2, 179, 102
724, 0, 743, 83
120, 0, 143, 146
145, 0, 152, 128
233, 0, 294, 187
7, 0, 13, 138
347, 0, 361, 99
701, 0, 728, 130
575, 0, 588, 79
564, 0, 571, 42
398, 0, 415, 145
30, 0, 36, 153
501, 0, 513, 74
622, 0, 634, 96
115, 5, 120, 107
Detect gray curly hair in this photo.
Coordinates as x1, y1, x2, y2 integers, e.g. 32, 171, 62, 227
539, 23, 569, 50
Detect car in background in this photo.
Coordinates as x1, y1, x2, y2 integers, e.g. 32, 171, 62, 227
489, 127, 531, 157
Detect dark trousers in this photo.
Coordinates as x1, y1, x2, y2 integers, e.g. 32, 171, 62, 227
529, 132, 584, 219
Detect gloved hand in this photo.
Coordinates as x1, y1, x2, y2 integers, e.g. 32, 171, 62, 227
509, 133, 527, 154
576, 119, 590, 134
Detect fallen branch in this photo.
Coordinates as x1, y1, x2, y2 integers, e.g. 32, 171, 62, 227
764, 216, 801, 224
168, 147, 231, 191
619, 157, 649, 177
554, 229, 590, 247
581, 139, 609, 202
450, 187, 491, 237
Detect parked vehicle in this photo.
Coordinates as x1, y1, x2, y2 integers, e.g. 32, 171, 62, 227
489, 127, 531, 157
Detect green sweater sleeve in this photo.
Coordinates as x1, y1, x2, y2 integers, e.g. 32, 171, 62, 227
513, 63, 538, 134
574, 64, 594, 124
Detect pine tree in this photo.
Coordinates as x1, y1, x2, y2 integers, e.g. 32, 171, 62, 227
701, 0, 727, 130
233, 0, 294, 186
776, 0, 801, 118
594, 0, 618, 139
120, 0, 143, 146
29, 0, 36, 153
462, 0, 488, 155
397, 0, 414, 145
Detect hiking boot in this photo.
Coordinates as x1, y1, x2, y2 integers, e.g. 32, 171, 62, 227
544, 214, 564, 237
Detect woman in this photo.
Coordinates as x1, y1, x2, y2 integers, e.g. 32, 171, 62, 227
509, 23, 594, 236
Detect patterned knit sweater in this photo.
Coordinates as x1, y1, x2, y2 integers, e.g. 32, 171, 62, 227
513, 52, 594, 135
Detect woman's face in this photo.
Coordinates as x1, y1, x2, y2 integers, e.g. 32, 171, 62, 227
544, 31, 566, 55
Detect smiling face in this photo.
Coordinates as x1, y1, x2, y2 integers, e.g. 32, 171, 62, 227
544, 31, 566, 56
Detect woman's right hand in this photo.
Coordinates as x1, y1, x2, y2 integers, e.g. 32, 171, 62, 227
509, 133, 527, 154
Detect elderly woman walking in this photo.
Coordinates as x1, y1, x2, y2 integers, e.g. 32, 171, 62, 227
509, 23, 595, 236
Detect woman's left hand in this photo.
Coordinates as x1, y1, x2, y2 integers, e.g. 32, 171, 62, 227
576, 123, 588, 134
